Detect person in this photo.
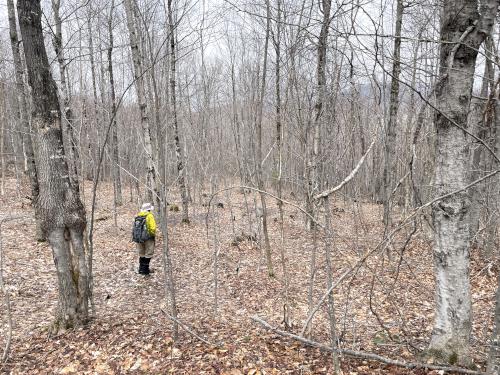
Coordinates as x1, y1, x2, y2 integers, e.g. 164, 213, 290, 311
133, 202, 157, 275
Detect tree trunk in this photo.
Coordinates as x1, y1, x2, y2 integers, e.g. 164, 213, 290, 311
0, 86, 4, 196
7, 0, 44, 240
274, 0, 289, 325
469, 36, 493, 246
305, 0, 331, 230
167, 0, 190, 223
382, 0, 404, 228
52, 0, 80, 190
17, 0, 90, 331
324, 196, 340, 373
108, 0, 123, 207
428, 0, 498, 364
255, 0, 273, 277
123, 0, 158, 203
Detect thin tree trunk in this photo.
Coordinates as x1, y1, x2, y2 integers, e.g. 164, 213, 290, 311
324, 197, 341, 373
52, 0, 80, 190
274, 0, 289, 326
17, 0, 90, 331
382, 0, 404, 228
255, 0, 274, 277
306, 0, 332, 230
108, 0, 122, 207
159, 188, 179, 339
0, 87, 4, 197
124, 0, 158, 202
487, 272, 500, 374
305, 0, 332, 327
167, 0, 190, 223
486, 93, 500, 375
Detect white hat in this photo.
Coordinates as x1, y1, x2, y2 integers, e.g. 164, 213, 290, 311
141, 202, 154, 211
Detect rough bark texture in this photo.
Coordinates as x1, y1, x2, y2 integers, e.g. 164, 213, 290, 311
123, 0, 158, 202
17, 0, 89, 331
7, 0, 44, 241
429, 0, 498, 364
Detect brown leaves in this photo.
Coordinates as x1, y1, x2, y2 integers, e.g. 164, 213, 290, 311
0, 179, 497, 374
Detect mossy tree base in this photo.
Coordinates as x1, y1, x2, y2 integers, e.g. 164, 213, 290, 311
421, 346, 474, 369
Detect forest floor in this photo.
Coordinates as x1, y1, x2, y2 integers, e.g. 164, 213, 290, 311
0, 177, 497, 375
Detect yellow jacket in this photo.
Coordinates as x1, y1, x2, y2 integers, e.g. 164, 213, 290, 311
138, 211, 156, 237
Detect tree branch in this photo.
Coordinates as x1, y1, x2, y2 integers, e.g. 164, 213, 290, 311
314, 138, 375, 200
252, 316, 482, 375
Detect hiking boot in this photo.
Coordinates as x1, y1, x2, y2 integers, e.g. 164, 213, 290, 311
138, 257, 149, 275
144, 257, 154, 274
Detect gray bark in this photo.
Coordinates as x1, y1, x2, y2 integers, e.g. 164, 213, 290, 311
382, 0, 404, 227
52, 0, 80, 190
274, 0, 289, 326
306, 0, 331, 230
167, 0, 190, 223
107, 0, 123, 207
7, 0, 44, 240
256, 0, 273, 276
17, 0, 90, 331
124, 0, 158, 202
429, 0, 498, 364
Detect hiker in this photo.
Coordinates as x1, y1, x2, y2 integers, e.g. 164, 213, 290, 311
132, 202, 157, 275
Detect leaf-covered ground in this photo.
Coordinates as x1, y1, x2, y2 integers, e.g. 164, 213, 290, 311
0, 178, 497, 374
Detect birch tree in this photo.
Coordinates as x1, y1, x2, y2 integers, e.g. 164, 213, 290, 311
124, 0, 158, 202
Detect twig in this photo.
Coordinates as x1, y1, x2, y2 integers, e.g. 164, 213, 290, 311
160, 308, 217, 347
314, 138, 375, 200
252, 316, 482, 375
300, 249, 375, 336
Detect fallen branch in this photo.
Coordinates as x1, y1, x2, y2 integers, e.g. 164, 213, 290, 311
160, 308, 217, 347
252, 316, 482, 375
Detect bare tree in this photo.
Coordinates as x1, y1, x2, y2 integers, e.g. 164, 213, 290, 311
382, 0, 404, 227
107, 0, 123, 208
255, 0, 274, 277
17, 0, 90, 331
167, 0, 190, 223
52, 0, 80, 189
124, 0, 158, 202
